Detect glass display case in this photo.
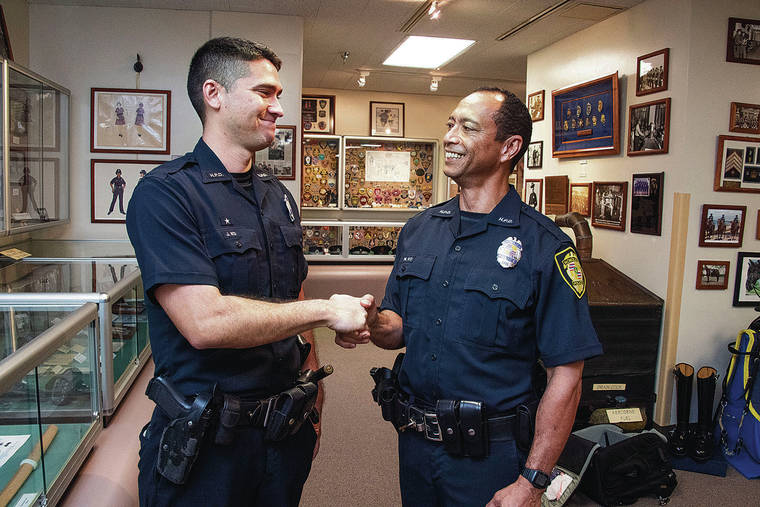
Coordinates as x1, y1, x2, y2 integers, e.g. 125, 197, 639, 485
4, 58, 71, 235
302, 221, 403, 262
0, 302, 100, 507
301, 134, 340, 209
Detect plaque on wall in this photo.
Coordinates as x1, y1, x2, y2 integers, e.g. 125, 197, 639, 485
544, 175, 569, 215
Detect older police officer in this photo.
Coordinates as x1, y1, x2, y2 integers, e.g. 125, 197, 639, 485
336, 88, 602, 506
127, 38, 367, 506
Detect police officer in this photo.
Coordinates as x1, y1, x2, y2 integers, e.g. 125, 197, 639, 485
108, 168, 126, 215
336, 88, 602, 507
126, 37, 367, 506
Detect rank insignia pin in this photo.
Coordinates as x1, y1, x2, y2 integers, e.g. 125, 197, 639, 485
497, 237, 522, 269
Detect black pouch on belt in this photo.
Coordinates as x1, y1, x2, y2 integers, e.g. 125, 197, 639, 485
214, 394, 240, 446
265, 382, 318, 442
515, 399, 539, 452
459, 400, 488, 458
436, 400, 462, 455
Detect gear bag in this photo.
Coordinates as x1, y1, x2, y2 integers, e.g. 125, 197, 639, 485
715, 329, 760, 478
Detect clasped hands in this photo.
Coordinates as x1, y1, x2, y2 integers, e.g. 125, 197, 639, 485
326, 293, 376, 348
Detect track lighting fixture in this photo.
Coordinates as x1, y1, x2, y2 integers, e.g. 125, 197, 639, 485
357, 71, 369, 87
428, 1, 441, 20
430, 77, 440, 92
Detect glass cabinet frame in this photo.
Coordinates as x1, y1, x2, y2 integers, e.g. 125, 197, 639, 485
302, 220, 404, 262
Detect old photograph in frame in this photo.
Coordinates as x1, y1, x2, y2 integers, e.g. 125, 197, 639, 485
526, 141, 543, 168
696, 260, 730, 290
528, 90, 544, 122
698, 204, 746, 248
714, 135, 760, 193
636, 48, 668, 96
254, 125, 296, 180
91, 88, 170, 154
630, 172, 664, 236
0, 6, 12, 60
370, 101, 405, 137
591, 181, 627, 231
552, 72, 619, 159
91, 159, 163, 224
727, 18, 760, 66
569, 183, 591, 217
302, 95, 335, 134
544, 175, 568, 215
627, 98, 670, 156
729, 102, 760, 134
524, 178, 542, 213
733, 252, 760, 306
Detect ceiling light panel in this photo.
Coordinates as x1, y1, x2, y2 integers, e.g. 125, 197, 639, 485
383, 36, 475, 69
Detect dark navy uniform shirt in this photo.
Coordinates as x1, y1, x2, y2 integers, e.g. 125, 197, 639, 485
380, 186, 602, 414
126, 139, 307, 397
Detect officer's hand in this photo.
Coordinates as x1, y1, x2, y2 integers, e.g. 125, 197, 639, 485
333, 294, 377, 349
485, 479, 542, 507
326, 294, 368, 335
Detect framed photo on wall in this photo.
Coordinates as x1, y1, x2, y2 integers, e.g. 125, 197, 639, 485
528, 90, 544, 122
714, 135, 760, 193
91, 159, 163, 223
591, 181, 627, 231
254, 125, 296, 180
636, 48, 669, 96
733, 252, 760, 306
630, 172, 664, 235
91, 88, 171, 154
729, 102, 760, 134
569, 183, 591, 217
524, 178, 542, 213
370, 101, 405, 137
698, 204, 746, 247
302, 95, 335, 134
696, 260, 730, 290
727, 18, 760, 65
627, 98, 670, 156
526, 141, 543, 168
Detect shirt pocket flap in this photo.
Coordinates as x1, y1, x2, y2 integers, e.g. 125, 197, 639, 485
204, 227, 262, 257
464, 268, 531, 309
279, 224, 304, 248
397, 255, 436, 280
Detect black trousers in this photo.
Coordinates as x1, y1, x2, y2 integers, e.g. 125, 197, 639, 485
138, 408, 316, 507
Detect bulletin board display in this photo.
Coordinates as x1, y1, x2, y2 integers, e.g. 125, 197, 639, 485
342, 137, 438, 210
301, 135, 341, 209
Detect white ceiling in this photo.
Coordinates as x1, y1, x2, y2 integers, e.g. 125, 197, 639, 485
30, 0, 646, 96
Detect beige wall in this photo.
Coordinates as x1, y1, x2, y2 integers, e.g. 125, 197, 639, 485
2, 0, 29, 66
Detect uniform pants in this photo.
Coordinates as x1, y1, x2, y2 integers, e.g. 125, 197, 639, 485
398, 429, 526, 507
138, 408, 316, 507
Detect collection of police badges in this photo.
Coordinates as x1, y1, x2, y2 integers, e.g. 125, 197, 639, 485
343, 141, 435, 209
562, 98, 606, 132
302, 139, 339, 208
302, 225, 341, 255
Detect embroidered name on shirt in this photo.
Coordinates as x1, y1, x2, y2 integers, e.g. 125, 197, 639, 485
498, 217, 513, 223
224, 231, 238, 238
438, 210, 452, 215
207, 172, 224, 178
403, 256, 415, 262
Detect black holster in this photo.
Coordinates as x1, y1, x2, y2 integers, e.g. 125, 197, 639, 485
370, 353, 405, 423
515, 399, 539, 452
264, 382, 319, 442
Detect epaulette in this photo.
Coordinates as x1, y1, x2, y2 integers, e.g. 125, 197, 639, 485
520, 202, 572, 243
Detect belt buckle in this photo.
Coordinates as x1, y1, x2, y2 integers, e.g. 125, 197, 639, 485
424, 412, 442, 442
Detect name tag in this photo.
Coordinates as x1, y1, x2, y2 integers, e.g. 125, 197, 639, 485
593, 383, 626, 391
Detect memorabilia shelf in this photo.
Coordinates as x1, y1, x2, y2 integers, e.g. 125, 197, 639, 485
302, 221, 404, 262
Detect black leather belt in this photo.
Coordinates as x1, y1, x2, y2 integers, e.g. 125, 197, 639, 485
218, 394, 278, 428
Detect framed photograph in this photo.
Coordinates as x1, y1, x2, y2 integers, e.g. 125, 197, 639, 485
254, 125, 296, 180
714, 135, 760, 193
630, 172, 664, 236
526, 141, 543, 168
552, 72, 619, 158
91, 88, 171, 154
727, 18, 760, 65
544, 175, 568, 215
698, 204, 746, 248
9, 86, 60, 150
370, 101, 405, 137
569, 183, 592, 217
627, 98, 670, 156
636, 48, 669, 96
302, 95, 335, 134
528, 90, 544, 122
524, 178, 543, 213
0, 6, 12, 60
729, 102, 760, 134
90, 159, 163, 223
696, 260, 730, 290
591, 181, 627, 231
733, 252, 760, 306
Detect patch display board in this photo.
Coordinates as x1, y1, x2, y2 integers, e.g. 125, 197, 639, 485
348, 225, 401, 255
302, 224, 342, 256
301, 135, 340, 208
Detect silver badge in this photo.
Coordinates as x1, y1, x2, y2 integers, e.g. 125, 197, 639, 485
497, 237, 522, 269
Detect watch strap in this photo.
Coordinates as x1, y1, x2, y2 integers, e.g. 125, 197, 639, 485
521, 467, 551, 489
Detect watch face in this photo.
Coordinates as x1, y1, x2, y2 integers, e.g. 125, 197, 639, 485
522, 468, 550, 489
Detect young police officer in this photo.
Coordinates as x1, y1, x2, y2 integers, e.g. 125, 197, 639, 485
127, 37, 367, 506
336, 88, 602, 506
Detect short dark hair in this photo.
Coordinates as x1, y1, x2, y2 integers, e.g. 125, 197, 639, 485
187, 37, 282, 123
474, 87, 532, 171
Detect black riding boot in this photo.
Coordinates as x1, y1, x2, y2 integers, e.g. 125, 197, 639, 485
669, 363, 693, 456
688, 366, 718, 462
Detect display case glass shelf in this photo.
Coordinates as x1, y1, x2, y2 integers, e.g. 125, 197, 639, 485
302, 221, 404, 262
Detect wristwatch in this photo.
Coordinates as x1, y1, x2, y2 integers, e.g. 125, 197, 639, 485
521, 468, 551, 490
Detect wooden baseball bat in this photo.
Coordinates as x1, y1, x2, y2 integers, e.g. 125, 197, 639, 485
0, 424, 58, 507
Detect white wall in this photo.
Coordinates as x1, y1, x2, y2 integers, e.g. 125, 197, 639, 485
27, 5, 303, 240
527, 0, 760, 421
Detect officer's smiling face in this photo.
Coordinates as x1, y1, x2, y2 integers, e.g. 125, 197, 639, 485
220, 58, 284, 153
443, 91, 505, 187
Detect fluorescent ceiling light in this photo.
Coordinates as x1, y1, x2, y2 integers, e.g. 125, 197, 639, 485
383, 36, 475, 69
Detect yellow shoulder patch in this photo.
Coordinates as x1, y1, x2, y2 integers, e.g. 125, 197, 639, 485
554, 247, 586, 298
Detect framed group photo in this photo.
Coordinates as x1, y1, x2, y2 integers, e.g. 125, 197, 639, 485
526, 141, 543, 168
733, 252, 760, 306
630, 172, 664, 235
254, 125, 296, 180
636, 48, 669, 96
714, 135, 760, 193
524, 178, 543, 213
729, 102, 760, 134
698, 204, 746, 248
591, 181, 627, 231
91, 159, 163, 223
302, 95, 335, 134
91, 88, 171, 154
727, 18, 760, 65
370, 101, 404, 137
569, 183, 591, 217
696, 260, 730, 290
627, 98, 670, 156
528, 90, 544, 122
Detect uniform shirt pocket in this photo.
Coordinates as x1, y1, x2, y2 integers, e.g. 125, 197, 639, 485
203, 227, 263, 294
396, 255, 436, 327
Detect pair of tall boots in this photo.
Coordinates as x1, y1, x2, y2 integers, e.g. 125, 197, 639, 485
669, 363, 718, 462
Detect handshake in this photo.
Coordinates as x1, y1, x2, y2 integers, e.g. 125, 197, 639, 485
325, 293, 377, 349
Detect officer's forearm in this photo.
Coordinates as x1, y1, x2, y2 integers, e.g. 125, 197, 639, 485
369, 309, 404, 349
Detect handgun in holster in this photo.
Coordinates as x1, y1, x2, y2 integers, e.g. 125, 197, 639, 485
370, 353, 405, 423
145, 376, 216, 485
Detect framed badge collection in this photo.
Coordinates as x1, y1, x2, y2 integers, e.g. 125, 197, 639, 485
302, 95, 335, 134
713, 135, 760, 193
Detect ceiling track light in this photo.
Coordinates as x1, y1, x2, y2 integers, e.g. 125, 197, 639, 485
429, 0, 441, 20
430, 77, 440, 92
357, 71, 369, 87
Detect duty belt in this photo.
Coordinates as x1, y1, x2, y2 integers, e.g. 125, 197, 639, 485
395, 398, 517, 441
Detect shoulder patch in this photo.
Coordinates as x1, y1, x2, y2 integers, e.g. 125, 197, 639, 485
554, 246, 586, 298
